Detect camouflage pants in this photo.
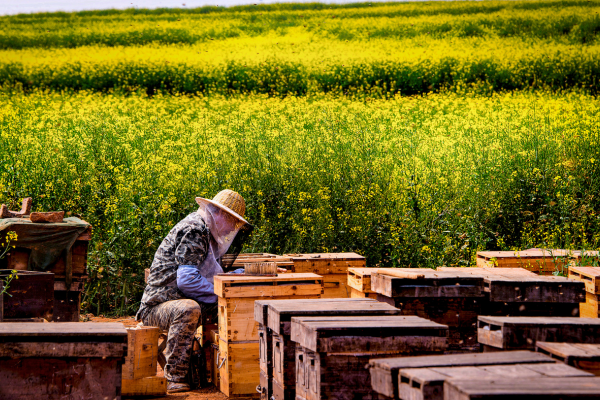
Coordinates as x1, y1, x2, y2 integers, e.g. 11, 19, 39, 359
142, 299, 217, 383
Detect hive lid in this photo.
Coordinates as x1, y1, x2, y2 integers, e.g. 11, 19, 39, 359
0, 322, 127, 342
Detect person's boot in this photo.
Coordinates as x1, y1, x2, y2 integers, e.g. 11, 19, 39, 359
167, 382, 190, 393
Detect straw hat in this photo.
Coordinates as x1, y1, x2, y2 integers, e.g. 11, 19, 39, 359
196, 189, 248, 223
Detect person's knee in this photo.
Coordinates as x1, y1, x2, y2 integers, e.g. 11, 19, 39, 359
176, 299, 201, 322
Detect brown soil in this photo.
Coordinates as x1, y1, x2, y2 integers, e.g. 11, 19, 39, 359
87, 315, 228, 400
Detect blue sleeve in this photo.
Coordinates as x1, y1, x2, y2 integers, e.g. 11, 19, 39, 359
177, 265, 217, 304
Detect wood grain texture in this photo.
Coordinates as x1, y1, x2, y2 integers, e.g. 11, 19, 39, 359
0, 270, 54, 321
218, 338, 261, 398
443, 377, 600, 399
570, 266, 600, 294
477, 316, 600, 350
266, 298, 399, 335
291, 315, 448, 353
122, 376, 167, 396
0, 322, 127, 338
122, 326, 160, 380
536, 342, 600, 376
321, 273, 351, 298
214, 273, 323, 298
369, 351, 554, 399
0, 341, 126, 358
283, 253, 366, 275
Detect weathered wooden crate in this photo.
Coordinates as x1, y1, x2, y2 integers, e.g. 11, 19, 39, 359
372, 269, 485, 352
2, 221, 91, 322
257, 298, 399, 400
0, 269, 54, 321
215, 273, 324, 342
347, 267, 387, 299
369, 350, 556, 400
292, 315, 448, 400
569, 266, 600, 294
536, 342, 600, 376
284, 253, 366, 298
0, 322, 127, 399
399, 359, 590, 400
217, 337, 261, 398
122, 326, 160, 380
478, 316, 600, 351
444, 376, 600, 399
211, 332, 221, 388
476, 249, 570, 275
215, 273, 323, 398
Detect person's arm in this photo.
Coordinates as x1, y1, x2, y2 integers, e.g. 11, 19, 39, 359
177, 265, 218, 304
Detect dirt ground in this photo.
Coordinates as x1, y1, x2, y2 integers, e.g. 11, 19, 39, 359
87, 315, 228, 400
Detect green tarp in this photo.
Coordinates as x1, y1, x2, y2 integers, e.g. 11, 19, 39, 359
0, 217, 90, 289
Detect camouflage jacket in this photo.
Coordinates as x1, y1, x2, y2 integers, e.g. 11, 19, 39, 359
136, 212, 211, 321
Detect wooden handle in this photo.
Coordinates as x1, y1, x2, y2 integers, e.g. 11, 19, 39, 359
377, 270, 425, 280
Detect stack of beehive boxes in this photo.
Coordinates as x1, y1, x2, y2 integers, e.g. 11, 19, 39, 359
214, 273, 323, 398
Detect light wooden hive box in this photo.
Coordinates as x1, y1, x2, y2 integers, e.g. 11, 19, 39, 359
213, 273, 324, 398
121, 326, 166, 397
254, 298, 401, 400
369, 350, 591, 400
291, 315, 448, 400
284, 253, 365, 298
476, 249, 571, 275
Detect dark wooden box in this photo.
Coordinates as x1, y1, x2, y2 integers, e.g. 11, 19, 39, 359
0, 269, 54, 321
536, 342, 600, 376
0, 322, 127, 400
291, 315, 448, 400
444, 377, 600, 399
478, 316, 600, 351
255, 298, 401, 400
369, 351, 557, 400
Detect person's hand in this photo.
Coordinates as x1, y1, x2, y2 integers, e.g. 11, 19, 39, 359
277, 267, 287, 273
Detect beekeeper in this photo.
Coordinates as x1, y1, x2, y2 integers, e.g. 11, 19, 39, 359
136, 189, 252, 393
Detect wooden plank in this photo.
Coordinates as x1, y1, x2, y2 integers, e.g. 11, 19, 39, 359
536, 342, 600, 375
284, 253, 366, 275
482, 274, 585, 303
371, 271, 484, 298
122, 376, 167, 397
218, 338, 260, 398
349, 287, 378, 299
0, 342, 126, 358
321, 273, 351, 298
478, 316, 600, 350
444, 377, 600, 399
399, 363, 591, 400
258, 324, 272, 376
122, 326, 160, 380
214, 273, 323, 298
291, 315, 448, 353
259, 370, 270, 400
53, 289, 81, 322
266, 299, 400, 335
0, 322, 127, 338
369, 351, 554, 399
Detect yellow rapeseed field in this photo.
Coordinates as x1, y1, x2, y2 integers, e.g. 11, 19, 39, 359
1, 0, 599, 313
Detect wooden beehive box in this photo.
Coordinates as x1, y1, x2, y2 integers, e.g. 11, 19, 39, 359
536, 342, 600, 376
347, 267, 387, 298
0, 322, 127, 399
371, 268, 485, 352
476, 249, 570, 275
478, 316, 600, 351
214, 273, 323, 398
395, 355, 589, 400
444, 376, 600, 399
284, 253, 365, 298
121, 326, 166, 397
0, 270, 54, 321
441, 267, 585, 317
369, 350, 556, 400
259, 298, 400, 400
569, 266, 600, 317
1, 218, 92, 322
291, 315, 448, 400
